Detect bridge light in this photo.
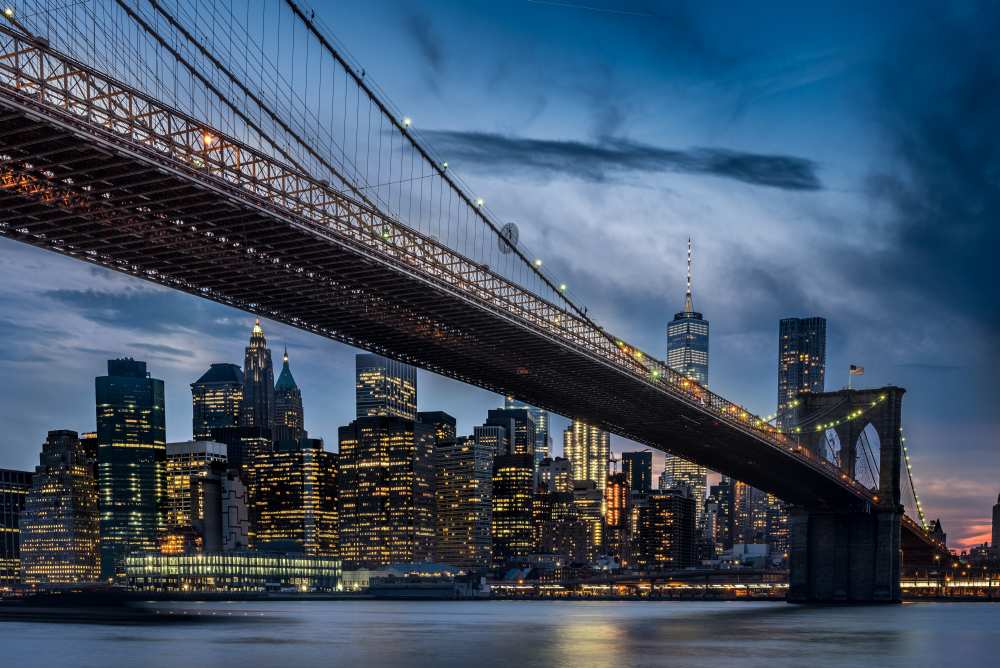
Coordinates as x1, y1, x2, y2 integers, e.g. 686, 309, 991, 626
402, 116, 412, 128
442, 161, 448, 169
475, 197, 485, 208
533, 258, 542, 267
559, 283, 567, 292
202, 132, 216, 146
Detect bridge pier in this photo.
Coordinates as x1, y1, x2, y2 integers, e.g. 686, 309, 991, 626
788, 505, 901, 603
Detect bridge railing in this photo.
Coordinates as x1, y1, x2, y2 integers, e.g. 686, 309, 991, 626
0, 25, 874, 503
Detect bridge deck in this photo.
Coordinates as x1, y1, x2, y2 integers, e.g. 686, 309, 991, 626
0, 27, 929, 521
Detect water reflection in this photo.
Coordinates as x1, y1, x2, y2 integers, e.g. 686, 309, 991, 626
3, 601, 998, 668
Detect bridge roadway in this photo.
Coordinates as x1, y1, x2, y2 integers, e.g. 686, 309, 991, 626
0, 26, 936, 548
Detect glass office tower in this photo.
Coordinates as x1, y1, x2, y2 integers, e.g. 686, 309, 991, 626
96, 358, 166, 579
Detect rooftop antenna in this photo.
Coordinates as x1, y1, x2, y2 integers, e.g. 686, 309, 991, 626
684, 237, 694, 313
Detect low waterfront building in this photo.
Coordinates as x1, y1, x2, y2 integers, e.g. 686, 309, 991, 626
124, 551, 341, 592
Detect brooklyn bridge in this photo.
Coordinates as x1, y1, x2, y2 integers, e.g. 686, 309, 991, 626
0, 0, 946, 602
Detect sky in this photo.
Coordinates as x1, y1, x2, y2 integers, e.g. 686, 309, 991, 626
0, 0, 998, 549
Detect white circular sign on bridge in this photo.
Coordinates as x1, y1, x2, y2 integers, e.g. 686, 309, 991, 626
498, 222, 519, 254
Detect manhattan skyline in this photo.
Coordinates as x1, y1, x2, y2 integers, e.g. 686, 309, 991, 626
0, 0, 996, 552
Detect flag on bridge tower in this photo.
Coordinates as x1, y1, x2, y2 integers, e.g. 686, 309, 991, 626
848, 364, 864, 389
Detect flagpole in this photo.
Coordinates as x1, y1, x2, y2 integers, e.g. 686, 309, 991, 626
848, 365, 852, 390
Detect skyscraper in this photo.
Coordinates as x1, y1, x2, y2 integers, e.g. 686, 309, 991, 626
604, 472, 630, 564
251, 438, 338, 557
355, 353, 417, 420
337, 415, 435, 568
635, 489, 696, 569
0, 468, 32, 585
480, 412, 535, 568
96, 358, 166, 578
273, 347, 305, 444
777, 316, 827, 428
485, 408, 536, 457
660, 456, 708, 531
504, 396, 550, 464
622, 451, 653, 496
536, 456, 573, 494
191, 363, 243, 440
434, 435, 493, 569
731, 480, 769, 545
666, 238, 709, 385
19, 431, 99, 584
664, 239, 709, 530
491, 452, 535, 568
163, 440, 228, 553
240, 320, 275, 431
563, 420, 610, 491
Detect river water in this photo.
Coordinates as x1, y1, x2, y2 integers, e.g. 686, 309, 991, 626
3, 600, 998, 667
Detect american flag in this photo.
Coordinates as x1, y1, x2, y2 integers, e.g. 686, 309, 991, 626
849, 364, 864, 375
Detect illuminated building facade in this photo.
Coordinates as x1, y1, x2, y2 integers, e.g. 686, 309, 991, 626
273, 347, 305, 444
473, 425, 507, 458
163, 440, 227, 553
635, 489, 696, 569
209, 425, 271, 479
96, 358, 166, 579
240, 320, 275, 431
765, 493, 789, 560
534, 491, 589, 565
434, 435, 493, 569
190, 363, 243, 440
124, 552, 341, 592
485, 408, 536, 457
417, 411, 457, 443
504, 396, 550, 464
732, 480, 768, 545
604, 472, 630, 564
338, 416, 435, 568
622, 451, 652, 496
709, 479, 733, 551
777, 316, 827, 428
536, 457, 573, 494
660, 456, 707, 531
572, 479, 604, 560
355, 353, 417, 420
19, 431, 99, 584
491, 453, 535, 568
251, 438, 337, 556
563, 420, 610, 491
0, 468, 32, 586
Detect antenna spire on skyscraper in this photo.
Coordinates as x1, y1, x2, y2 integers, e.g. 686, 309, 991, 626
684, 237, 694, 313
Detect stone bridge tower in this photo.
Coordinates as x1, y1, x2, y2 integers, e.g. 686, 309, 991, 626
786, 386, 905, 603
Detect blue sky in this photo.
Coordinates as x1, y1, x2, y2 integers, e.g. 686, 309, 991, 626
0, 0, 997, 547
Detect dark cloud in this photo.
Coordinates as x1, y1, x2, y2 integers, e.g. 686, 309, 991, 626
43, 288, 245, 340
420, 130, 822, 190
403, 13, 444, 92
863, 4, 1000, 338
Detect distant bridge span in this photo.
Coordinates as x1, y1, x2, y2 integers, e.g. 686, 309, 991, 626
0, 26, 943, 600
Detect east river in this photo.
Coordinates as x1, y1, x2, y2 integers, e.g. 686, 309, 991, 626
3, 600, 998, 667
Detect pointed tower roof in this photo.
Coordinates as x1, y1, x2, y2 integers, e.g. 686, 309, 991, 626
683, 237, 694, 313
275, 346, 299, 392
